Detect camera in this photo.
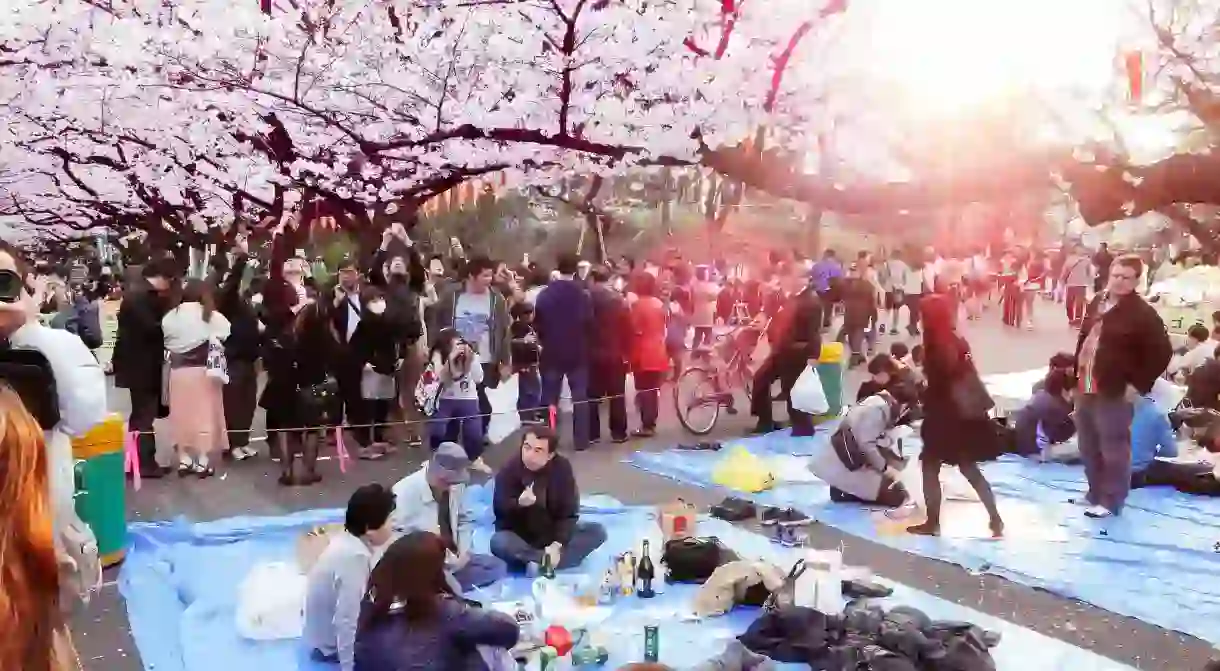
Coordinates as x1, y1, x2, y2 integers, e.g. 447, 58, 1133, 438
0, 269, 24, 303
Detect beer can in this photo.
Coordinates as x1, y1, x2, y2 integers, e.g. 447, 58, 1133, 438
643, 625, 659, 662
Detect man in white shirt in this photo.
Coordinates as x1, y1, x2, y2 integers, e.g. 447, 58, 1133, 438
1168, 324, 1217, 378
881, 250, 909, 336
304, 484, 397, 671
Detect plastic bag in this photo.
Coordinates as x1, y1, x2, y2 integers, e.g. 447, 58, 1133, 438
793, 548, 843, 614
790, 365, 829, 415
712, 447, 776, 493
485, 373, 522, 444
235, 562, 308, 641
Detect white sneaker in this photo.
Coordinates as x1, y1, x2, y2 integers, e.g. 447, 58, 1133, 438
1084, 505, 1113, 518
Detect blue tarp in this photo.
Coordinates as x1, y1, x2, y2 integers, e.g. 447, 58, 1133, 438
627, 431, 1220, 644
120, 486, 1135, 671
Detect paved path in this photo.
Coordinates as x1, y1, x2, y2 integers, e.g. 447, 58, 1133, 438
72, 299, 1213, 670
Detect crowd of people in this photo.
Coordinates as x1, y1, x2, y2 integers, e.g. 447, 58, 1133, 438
5, 224, 1220, 670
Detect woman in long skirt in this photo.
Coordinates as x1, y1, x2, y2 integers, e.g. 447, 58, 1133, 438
162, 279, 231, 477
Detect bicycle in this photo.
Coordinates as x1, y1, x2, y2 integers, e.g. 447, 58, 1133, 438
673, 315, 770, 435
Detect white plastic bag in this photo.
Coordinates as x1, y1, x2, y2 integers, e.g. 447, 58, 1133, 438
235, 562, 308, 641
794, 548, 842, 614
790, 365, 829, 415
485, 374, 522, 444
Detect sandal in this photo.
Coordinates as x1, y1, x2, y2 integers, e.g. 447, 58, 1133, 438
177, 458, 195, 477
193, 463, 216, 479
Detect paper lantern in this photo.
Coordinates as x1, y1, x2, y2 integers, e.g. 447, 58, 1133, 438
1124, 50, 1143, 103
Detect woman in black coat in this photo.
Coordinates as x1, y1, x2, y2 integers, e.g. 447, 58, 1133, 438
907, 294, 1005, 538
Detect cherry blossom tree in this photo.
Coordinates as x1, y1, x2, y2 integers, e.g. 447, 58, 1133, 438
3, 0, 1220, 253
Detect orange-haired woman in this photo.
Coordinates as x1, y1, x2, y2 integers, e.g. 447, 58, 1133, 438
0, 384, 80, 671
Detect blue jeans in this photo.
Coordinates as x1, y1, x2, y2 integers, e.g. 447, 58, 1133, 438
517, 367, 542, 423
489, 522, 608, 571
431, 397, 485, 460
451, 553, 508, 591
541, 362, 590, 450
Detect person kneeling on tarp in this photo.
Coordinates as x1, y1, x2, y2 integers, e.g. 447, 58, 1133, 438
304, 485, 397, 671
811, 384, 919, 508
391, 442, 507, 591
491, 425, 607, 571
1130, 395, 1212, 489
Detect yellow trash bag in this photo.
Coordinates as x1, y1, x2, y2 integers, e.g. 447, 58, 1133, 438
712, 447, 776, 493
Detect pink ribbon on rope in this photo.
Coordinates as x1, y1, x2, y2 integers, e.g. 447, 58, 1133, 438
334, 426, 350, 474
124, 429, 142, 491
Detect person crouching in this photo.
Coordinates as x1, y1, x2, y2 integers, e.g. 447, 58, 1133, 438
810, 383, 919, 507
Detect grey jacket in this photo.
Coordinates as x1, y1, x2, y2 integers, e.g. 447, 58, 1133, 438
428, 284, 512, 369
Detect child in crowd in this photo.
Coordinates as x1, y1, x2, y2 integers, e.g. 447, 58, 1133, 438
664, 284, 690, 381
510, 302, 542, 422
427, 328, 490, 474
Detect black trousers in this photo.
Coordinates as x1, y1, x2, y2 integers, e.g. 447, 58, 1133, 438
634, 370, 664, 431
589, 359, 628, 441
750, 351, 810, 433
223, 358, 259, 448
1132, 460, 1212, 489
336, 362, 371, 448
128, 385, 162, 471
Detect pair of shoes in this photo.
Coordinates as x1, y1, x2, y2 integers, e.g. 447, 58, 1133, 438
710, 497, 756, 522
611, 435, 629, 444
761, 507, 810, 526
631, 428, 656, 438
357, 447, 386, 461
228, 446, 258, 461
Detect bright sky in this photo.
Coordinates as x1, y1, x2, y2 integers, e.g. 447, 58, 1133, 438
851, 0, 1137, 116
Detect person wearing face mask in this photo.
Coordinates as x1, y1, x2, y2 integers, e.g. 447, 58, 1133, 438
350, 286, 400, 454
113, 257, 181, 478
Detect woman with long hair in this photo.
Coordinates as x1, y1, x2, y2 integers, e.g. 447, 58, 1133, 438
162, 278, 231, 477
0, 385, 79, 671
355, 531, 519, 670
907, 294, 1005, 538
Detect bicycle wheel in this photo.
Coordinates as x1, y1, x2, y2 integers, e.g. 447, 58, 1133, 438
674, 366, 720, 435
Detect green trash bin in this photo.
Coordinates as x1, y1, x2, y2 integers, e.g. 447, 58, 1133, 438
814, 342, 845, 424
72, 415, 128, 567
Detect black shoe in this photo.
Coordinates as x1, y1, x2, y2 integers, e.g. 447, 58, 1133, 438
841, 579, 893, 599
750, 422, 777, 435
611, 435, 629, 444
677, 441, 723, 451
711, 497, 756, 522
763, 507, 810, 526
136, 464, 170, 479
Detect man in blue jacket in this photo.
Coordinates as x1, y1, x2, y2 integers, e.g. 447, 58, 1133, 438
534, 254, 595, 451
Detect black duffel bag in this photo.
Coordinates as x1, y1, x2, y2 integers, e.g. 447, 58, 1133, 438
663, 536, 738, 584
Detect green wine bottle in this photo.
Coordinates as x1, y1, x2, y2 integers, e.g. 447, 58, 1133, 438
540, 549, 556, 579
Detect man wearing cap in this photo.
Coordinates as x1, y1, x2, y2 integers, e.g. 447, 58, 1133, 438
391, 442, 507, 590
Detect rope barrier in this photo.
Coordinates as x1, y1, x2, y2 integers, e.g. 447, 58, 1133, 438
76, 381, 691, 451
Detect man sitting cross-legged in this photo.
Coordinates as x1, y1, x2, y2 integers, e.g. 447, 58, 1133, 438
490, 426, 607, 571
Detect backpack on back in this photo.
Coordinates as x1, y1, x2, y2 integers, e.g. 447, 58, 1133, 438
0, 342, 61, 429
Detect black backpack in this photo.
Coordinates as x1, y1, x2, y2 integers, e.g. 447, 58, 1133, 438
0, 342, 61, 429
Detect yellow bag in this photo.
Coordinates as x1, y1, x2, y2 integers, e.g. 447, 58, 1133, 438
712, 447, 776, 493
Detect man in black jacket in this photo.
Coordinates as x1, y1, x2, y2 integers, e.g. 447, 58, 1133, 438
489, 426, 607, 570
113, 258, 178, 478
587, 267, 632, 443
1074, 254, 1173, 518
751, 263, 824, 436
